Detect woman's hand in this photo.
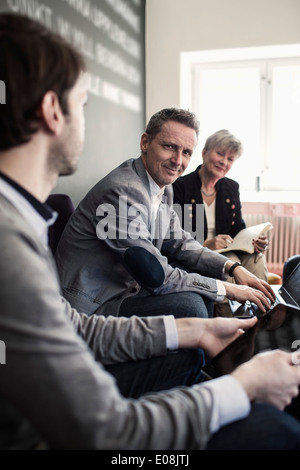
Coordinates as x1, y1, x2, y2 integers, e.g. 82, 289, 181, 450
252, 234, 269, 254
204, 234, 233, 251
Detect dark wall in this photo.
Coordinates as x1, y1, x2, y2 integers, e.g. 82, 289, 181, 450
0, 0, 145, 206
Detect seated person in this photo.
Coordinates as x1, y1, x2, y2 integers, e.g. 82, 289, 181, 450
55, 114, 274, 321
2, 13, 300, 451
173, 129, 269, 316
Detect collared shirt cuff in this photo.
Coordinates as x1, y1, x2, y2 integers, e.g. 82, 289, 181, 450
163, 315, 178, 350
216, 279, 226, 301
224, 259, 232, 278
204, 375, 250, 433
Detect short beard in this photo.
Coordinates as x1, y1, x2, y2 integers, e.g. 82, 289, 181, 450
47, 120, 80, 177
47, 145, 78, 177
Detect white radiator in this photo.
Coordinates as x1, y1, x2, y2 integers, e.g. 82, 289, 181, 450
243, 203, 300, 276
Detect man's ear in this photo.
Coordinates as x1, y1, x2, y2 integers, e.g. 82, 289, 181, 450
140, 132, 149, 154
39, 91, 65, 135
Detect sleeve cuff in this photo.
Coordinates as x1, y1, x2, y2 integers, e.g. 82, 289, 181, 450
204, 375, 250, 433
163, 315, 178, 350
216, 279, 226, 301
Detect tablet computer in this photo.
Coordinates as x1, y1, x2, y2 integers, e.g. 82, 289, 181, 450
202, 303, 300, 380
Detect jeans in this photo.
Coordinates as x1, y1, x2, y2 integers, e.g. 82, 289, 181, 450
119, 289, 214, 319
112, 287, 212, 398
105, 348, 206, 398
207, 403, 300, 450
106, 356, 300, 449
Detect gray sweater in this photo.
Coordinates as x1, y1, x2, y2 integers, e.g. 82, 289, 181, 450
0, 193, 218, 450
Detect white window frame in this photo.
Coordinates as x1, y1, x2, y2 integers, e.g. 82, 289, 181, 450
180, 45, 300, 203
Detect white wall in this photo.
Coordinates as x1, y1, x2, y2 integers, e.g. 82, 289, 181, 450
145, 0, 300, 119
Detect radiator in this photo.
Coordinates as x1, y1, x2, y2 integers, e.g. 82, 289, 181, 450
242, 203, 300, 276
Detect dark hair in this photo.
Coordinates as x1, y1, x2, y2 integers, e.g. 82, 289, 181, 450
0, 13, 86, 150
145, 108, 200, 141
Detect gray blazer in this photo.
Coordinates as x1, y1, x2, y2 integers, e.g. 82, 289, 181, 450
55, 157, 229, 316
0, 192, 216, 450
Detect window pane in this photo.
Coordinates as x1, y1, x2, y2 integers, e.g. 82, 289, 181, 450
263, 63, 300, 191
192, 64, 262, 190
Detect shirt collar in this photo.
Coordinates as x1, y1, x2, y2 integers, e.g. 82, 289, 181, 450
146, 171, 165, 201
0, 172, 57, 246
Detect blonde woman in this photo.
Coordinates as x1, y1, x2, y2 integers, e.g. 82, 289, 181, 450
173, 130, 269, 314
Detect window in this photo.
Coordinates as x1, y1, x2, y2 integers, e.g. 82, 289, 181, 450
181, 46, 300, 198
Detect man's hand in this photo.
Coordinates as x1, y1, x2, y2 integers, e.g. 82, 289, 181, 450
176, 316, 258, 357
232, 350, 300, 410
226, 264, 275, 305
223, 282, 272, 312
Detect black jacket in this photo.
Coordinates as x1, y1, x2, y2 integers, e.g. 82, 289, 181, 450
173, 165, 246, 241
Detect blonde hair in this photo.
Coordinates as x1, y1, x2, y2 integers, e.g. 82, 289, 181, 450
203, 129, 243, 157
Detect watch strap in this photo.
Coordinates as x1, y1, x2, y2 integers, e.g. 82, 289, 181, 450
228, 262, 242, 277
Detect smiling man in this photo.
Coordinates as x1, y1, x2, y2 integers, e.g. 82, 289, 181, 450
140, 119, 196, 186
55, 108, 275, 323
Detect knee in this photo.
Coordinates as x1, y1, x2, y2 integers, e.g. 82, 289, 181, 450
173, 292, 210, 319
